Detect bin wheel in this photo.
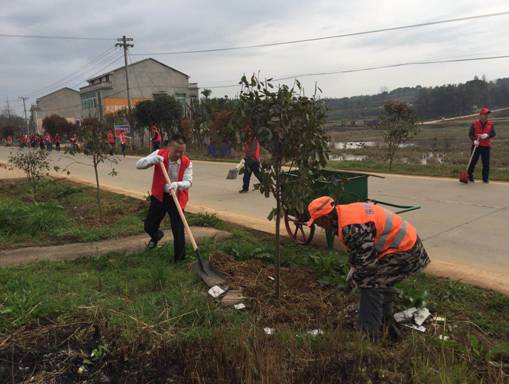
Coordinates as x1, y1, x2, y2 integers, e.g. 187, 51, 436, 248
284, 211, 315, 245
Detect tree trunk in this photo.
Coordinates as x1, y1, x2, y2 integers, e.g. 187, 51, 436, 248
275, 166, 281, 300
93, 154, 103, 220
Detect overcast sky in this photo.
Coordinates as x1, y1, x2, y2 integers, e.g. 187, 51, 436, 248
2, 0, 509, 114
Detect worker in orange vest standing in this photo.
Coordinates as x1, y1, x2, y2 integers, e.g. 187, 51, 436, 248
136, 134, 192, 262
468, 107, 496, 183
307, 197, 430, 340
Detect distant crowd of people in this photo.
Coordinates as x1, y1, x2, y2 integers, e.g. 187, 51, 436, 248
18, 132, 63, 151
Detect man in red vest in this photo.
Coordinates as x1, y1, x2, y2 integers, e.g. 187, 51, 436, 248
107, 129, 116, 155
136, 134, 193, 261
307, 197, 430, 340
468, 107, 496, 183
150, 122, 162, 151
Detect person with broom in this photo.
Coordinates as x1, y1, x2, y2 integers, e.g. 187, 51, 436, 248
467, 107, 496, 183
239, 125, 262, 193
135, 134, 193, 262
306, 197, 430, 341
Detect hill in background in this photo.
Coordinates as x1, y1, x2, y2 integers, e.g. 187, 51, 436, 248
324, 76, 509, 124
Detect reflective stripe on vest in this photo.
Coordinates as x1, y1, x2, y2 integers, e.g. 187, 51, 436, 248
337, 203, 417, 258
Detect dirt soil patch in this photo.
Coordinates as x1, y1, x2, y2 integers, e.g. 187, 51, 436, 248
210, 252, 357, 328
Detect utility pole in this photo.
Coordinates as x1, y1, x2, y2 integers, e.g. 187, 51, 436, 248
5, 97, 12, 120
18, 96, 29, 134
115, 35, 135, 146
115, 36, 134, 112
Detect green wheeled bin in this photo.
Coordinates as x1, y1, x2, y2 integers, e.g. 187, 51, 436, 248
283, 169, 420, 247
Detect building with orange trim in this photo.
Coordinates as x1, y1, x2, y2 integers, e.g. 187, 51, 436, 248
79, 58, 199, 120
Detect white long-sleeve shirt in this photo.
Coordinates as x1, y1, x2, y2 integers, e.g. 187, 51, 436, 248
136, 150, 193, 190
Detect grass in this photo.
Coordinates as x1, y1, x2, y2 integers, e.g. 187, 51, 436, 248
0, 221, 508, 382
327, 117, 509, 181
0, 178, 147, 248
328, 159, 509, 181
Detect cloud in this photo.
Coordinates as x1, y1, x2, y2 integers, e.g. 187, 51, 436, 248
1, 0, 509, 114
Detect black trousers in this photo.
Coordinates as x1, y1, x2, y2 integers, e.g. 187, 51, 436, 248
121, 143, 126, 157
242, 159, 262, 191
468, 146, 490, 182
144, 194, 186, 261
359, 287, 398, 340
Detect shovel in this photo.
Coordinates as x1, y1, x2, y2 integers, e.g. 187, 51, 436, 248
159, 162, 226, 287
459, 139, 479, 184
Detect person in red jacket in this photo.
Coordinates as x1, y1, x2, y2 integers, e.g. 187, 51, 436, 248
150, 122, 162, 151
307, 197, 430, 341
107, 129, 116, 155
120, 129, 128, 157
54, 133, 61, 152
468, 107, 496, 183
136, 134, 193, 261
239, 125, 262, 193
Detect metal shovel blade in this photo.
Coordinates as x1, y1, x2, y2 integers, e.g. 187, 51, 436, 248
192, 261, 226, 287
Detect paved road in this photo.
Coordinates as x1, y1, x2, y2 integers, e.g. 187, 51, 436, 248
1, 147, 508, 294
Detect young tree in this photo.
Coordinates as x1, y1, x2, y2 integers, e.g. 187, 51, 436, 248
8, 149, 50, 201
62, 118, 117, 220
237, 75, 329, 298
380, 101, 418, 169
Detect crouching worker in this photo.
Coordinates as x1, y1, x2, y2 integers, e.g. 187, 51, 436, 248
307, 197, 430, 340
136, 134, 192, 262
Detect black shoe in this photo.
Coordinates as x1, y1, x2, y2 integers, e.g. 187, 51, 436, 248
483, 180, 489, 184
468, 176, 474, 182
147, 230, 164, 249
239, 189, 248, 193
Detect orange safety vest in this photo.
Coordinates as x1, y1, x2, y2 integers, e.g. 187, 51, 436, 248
473, 119, 493, 147
337, 202, 417, 259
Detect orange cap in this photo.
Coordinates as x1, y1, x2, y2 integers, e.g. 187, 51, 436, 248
307, 196, 335, 226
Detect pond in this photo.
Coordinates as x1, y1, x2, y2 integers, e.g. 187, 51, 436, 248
333, 141, 414, 150
329, 154, 368, 161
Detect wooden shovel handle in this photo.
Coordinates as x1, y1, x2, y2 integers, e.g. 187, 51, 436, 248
158, 161, 198, 251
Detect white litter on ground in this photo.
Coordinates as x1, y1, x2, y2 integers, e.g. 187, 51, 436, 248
208, 285, 225, 298
234, 303, 246, 310
403, 324, 426, 332
264, 327, 275, 335
413, 308, 431, 326
432, 316, 446, 323
268, 276, 275, 281
394, 307, 418, 323
438, 335, 450, 341
395, 307, 432, 332
307, 329, 324, 336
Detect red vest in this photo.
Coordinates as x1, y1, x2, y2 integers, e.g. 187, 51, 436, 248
151, 148, 191, 209
243, 139, 260, 161
337, 202, 417, 259
473, 120, 493, 147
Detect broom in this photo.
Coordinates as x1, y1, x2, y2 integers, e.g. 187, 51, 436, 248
459, 139, 479, 184
226, 159, 245, 180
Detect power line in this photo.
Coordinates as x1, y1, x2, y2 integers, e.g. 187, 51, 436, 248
201, 53, 509, 89
68, 53, 124, 89
0, 33, 114, 41
132, 10, 509, 56
27, 47, 119, 97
